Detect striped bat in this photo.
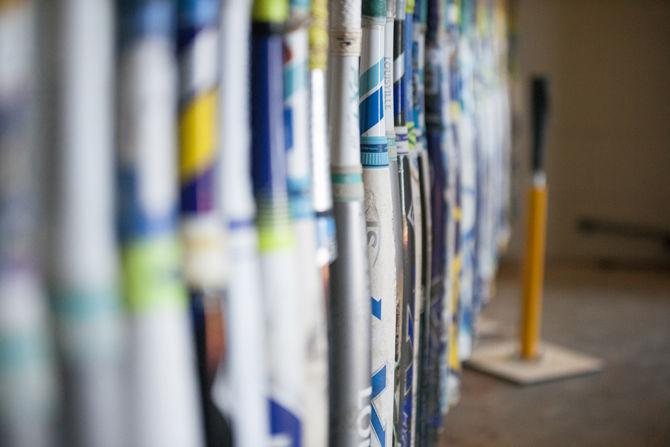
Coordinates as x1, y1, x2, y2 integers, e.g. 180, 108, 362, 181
471, 2, 490, 314
424, 0, 448, 439
251, 0, 305, 443
283, 0, 330, 444
382, 0, 404, 413
392, 0, 418, 443
309, 0, 337, 279
472, 0, 487, 318
438, 0, 453, 416
403, 0, 414, 149
439, 128, 457, 416
116, 1, 204, 445
414, 34, 432, 364
176, 1, 231, 444
211, 0, 270, 443
440, 0, 455, 432
474, 0, 508, 311
381, 0, 407, 443
412, 0, 435, 443
456, 0, 477, 362
327, 0, 372, 442
0, 2, 58, 446
308, 13, 336, 438
492, 0, 513, 271
403, 0, 426, 443
445, 0, 463, 407
359, 0, 398, 445
446, 147, 463, 407
474, 85, 492, 315
46, 1, 125, 445
496, 0, 513, 255
381, 0, 408, 444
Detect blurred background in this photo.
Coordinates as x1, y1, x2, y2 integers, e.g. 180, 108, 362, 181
508, 0, 670, 265
443, 1, 670, 446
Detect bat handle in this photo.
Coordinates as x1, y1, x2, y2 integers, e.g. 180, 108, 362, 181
531, 76, 550, 179
329, 0, 362, 37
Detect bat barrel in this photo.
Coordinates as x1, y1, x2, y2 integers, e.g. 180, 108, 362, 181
214, 0, 271, 443
309, 0, 337, 268
328, 0, 373, 442
361, 1, 398, 445
0, 2, 58, 446
117, 1, 204, 445
285, 0, 330, 443
251, 0, 306, 443
176, 1, 230, 444
47, 1, 125, 445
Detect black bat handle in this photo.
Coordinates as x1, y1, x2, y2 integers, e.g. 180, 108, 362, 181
531, 76, 550, 175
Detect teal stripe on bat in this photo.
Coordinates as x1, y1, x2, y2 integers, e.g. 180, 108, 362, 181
361, 136, 388, 167
331, 173, 363, 184
359, 59, 384, 97
283, 62, 307, 99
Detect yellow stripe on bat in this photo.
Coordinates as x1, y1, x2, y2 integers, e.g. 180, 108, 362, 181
448, 255, 461, 370
449, 101, 460, 122
452, 205, 462, 222
308, 0, 328, 71
179, 90, 217, 181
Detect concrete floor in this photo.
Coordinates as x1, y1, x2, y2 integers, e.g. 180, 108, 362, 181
438, 263, 670, 447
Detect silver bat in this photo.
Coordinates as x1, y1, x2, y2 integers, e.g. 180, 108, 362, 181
328, 0, 372, 442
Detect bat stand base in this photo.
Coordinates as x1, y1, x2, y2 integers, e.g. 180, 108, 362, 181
465, 340, 603, 385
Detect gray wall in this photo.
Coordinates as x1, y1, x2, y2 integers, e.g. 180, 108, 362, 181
506, 0, 670, 262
